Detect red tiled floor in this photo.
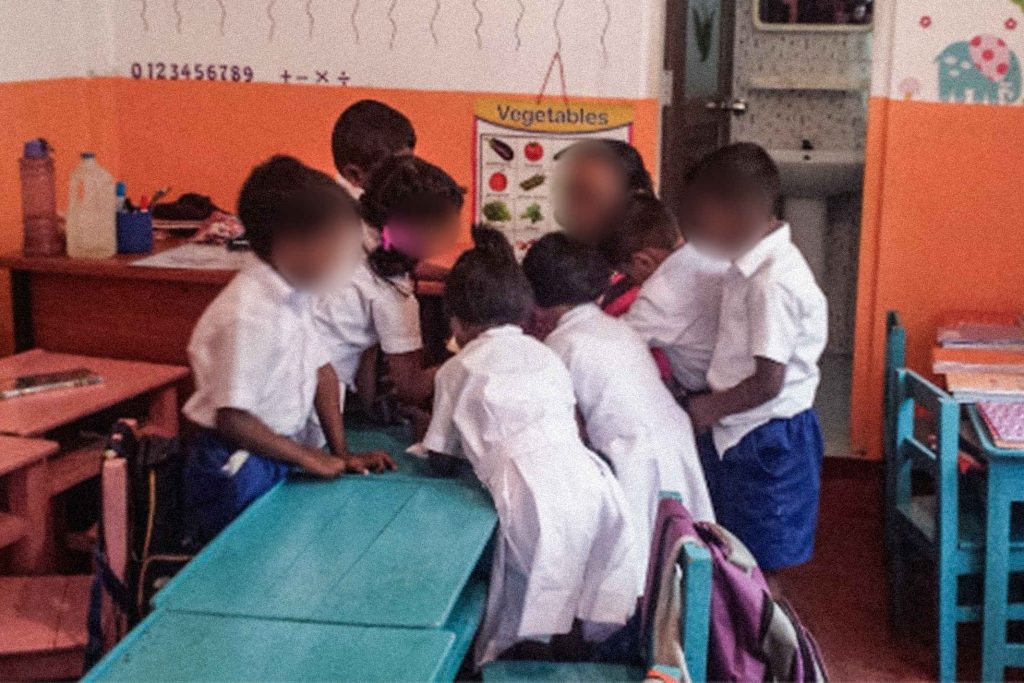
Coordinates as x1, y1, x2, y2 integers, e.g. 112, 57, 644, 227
781, 460, 939, 682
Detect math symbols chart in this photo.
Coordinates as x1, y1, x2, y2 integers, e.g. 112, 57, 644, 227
474, 98, 635, 259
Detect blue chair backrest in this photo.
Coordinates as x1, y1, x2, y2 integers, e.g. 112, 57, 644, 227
679, 541, 712, 682
884, 311, 907, 461
892, 369, 960, 554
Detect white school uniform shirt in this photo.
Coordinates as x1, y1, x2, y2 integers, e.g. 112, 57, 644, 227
545, 304, 715, 553
423, 325, 643, 666
707, 224, 828, 455
314, 258, 423, 388
183, 257, 330, 443
622, 243, 730, 392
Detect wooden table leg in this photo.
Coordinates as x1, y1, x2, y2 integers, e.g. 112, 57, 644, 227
147, 384, 179, 438
6, 460, 51, 574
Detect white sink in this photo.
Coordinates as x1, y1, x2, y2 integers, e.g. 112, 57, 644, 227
767, 149, 865, 285
769, 149, 865, 198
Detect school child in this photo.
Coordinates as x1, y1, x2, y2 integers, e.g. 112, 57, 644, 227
424, 227, 642, 666
314, 155, 463, 416
183, 156, 396, 543
522, 232, 715, 562
331, 99, 416, 203
553, 139, 654, 248
682, 143, 828, 588
618, 197, 731, 394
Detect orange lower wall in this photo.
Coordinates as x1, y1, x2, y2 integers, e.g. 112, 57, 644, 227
851, 96, 1024, 458
0, 77, 660, 353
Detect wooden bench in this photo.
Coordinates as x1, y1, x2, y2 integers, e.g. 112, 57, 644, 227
82, 610, 461, 682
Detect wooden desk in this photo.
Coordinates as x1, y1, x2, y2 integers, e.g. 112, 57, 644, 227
0, 240, 451, 365
156, 476, 496, 629
0, 350, 188, 573
0, 238, 234, 365
83, 610, 459, 683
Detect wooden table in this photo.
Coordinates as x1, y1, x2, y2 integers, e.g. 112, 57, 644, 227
156, 476, 496, 629
0, 350, 188, 572
83, 610, 460, 682
0, 240, 452, 366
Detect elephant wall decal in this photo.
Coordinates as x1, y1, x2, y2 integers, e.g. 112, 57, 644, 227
935, 35, 1022, 104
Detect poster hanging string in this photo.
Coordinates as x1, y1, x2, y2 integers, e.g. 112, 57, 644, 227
535, 51, 570, 107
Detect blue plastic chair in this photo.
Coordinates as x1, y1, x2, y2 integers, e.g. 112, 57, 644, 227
483, 494, 713, 683
888, 369, 1024, 681
882, 312, 907, 620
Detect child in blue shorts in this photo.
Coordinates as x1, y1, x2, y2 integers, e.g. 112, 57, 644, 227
682, 143, 828, 594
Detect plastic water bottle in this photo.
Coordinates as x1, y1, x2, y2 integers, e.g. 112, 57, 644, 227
20, 139, 63, 257
66, 152, 116, 258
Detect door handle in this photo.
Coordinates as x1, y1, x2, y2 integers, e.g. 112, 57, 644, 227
705, 98, 748, 115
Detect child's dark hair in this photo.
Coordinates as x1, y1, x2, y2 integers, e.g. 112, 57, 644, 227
361, 155, 466, 278
523, 233, 611, 308
331, 99, 417, 176
237, 155, 356, 260
686, 142, 781, 212
445, 225, 533, 328
599, 194, 680, 268
557, 139, 655, 196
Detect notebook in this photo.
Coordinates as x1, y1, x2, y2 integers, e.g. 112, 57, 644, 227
977, 402, 1024, 450
945, 372, 1024, 403
932, 347, 1024, 375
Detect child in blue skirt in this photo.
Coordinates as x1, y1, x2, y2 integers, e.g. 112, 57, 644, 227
682, 143, 828, 593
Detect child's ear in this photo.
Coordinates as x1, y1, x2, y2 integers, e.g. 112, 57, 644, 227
340, 163, 367, 189
629, 251, 659, 283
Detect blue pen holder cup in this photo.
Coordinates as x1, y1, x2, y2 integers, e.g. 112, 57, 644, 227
116, 212, 153, 254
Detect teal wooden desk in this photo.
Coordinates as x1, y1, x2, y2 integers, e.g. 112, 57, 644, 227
157, 476, 495, 629
83, 610, 458, 682
967, 406, 1024, 682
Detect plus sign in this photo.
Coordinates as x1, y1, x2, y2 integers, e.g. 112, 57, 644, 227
280, 69, 291, 83
337, 71, 350, 86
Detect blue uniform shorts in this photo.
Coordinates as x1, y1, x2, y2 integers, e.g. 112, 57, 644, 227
184, 429, 289, 544
697, 409, 824, 571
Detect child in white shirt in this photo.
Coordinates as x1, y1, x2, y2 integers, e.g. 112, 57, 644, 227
184, 156, 395, 542
424, 227, 642, 667
315, 155, 463, 419
522, 233, 715, 576
683, 143, 828, 588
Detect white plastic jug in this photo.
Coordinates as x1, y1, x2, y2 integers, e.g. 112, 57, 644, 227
66, 152, 116, 258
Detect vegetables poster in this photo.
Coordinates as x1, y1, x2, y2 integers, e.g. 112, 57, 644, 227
474, 97, 635, 258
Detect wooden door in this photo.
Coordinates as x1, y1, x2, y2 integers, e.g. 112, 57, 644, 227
660, 0, 739, 222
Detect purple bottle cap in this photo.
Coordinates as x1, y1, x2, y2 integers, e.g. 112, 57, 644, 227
23, 139, 51, 159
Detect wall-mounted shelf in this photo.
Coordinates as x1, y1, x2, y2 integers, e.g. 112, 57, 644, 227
746, 75, 870, 92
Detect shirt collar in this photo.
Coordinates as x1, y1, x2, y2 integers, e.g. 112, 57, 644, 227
557, 303, 601, 329
336, 174, 364, 201
733, 223, 791, 278
246, 258, 307, 308
479, 324, 523, 339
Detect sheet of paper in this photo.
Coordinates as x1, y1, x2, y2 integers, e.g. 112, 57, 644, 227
131, 243, 250, 271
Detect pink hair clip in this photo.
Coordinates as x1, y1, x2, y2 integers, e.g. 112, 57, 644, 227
381, 224, 395, 251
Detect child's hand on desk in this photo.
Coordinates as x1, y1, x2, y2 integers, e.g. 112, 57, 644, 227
343, 450, 397, 475
303, 452, 350, 479
685, 394, 717, 435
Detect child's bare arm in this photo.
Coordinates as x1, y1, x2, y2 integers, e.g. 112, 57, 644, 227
314, 364, 396, 473
387, 350, 438, 406
215, 407, 346, 478
686, 357, 786, 433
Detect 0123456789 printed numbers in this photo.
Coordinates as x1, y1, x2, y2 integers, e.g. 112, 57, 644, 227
129, 62, 255, 83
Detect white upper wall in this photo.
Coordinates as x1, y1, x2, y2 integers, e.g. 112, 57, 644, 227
0, 0, 665, 99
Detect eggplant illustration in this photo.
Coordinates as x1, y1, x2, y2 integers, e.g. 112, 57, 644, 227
488, 137, 515, 161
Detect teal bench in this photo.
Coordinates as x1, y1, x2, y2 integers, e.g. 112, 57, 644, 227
483, 533, 712, 682
83, 610, 460, 682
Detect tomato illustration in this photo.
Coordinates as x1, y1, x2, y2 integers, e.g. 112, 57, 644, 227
488, 172, 508, 192
524, 142, 544, 162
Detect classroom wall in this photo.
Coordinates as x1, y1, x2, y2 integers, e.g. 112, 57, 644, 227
0, 0, 665, 355
851, 0, 1024, 457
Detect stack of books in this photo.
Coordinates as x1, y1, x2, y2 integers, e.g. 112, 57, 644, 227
933, 312, 1024, 451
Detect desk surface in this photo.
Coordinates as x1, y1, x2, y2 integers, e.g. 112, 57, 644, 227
0, 350, 188, 437
0, 435, 59, 476
158, 475, 495, 629
84, 610, 457, 683
0, 237, 236, 286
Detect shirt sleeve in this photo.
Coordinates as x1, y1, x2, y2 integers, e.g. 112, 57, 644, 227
748, 278, 800, 365
206, 315, 279, 416
621, 285, 673, 348
372, 284, 423, 356
422, 365, 463, 457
